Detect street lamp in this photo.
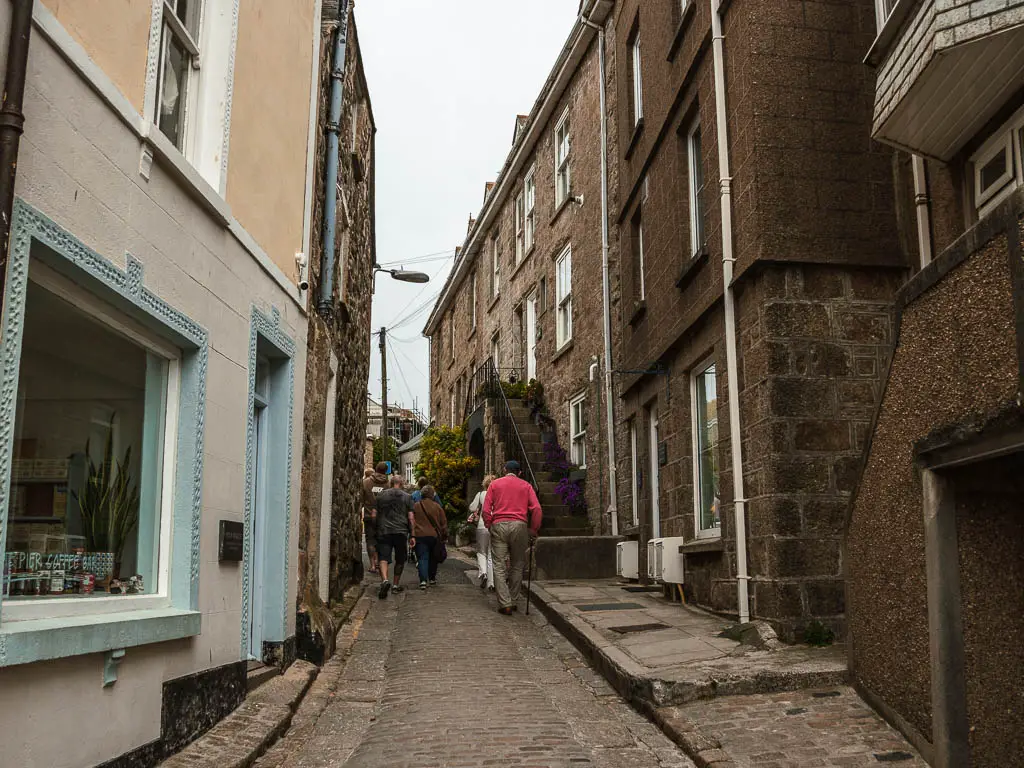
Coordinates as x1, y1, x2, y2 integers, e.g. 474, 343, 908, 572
374, 264, 430, 284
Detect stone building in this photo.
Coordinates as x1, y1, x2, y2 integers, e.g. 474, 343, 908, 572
424, 0, 620, 537
295, 0, 376, 661
610, 0, 907, 640
847, 2, 1024, 765
0, 0, 343, 765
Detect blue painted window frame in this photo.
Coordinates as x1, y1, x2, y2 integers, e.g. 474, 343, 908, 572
0, 199, 208, 667
241, 307, 295, 661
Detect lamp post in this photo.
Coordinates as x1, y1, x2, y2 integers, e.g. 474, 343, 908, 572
374, 265, 429, 467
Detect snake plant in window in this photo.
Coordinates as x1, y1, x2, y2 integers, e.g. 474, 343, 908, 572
72, 428, 140, 580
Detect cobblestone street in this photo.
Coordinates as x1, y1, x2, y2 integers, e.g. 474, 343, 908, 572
259, 559, 695, 768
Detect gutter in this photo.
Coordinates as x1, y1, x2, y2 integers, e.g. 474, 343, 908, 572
0, 0, 33, 302
423, 0, 612, 336
318, 0, 350, 319
710, 0, 750, 623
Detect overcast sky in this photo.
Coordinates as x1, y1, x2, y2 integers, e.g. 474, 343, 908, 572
358, 0, 581, 424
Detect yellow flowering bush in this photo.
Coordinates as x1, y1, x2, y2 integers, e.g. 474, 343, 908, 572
414, 425, 478, 522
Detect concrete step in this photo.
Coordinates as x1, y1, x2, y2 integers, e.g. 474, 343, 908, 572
542, 516, 590, 532
246, 661, 281, 693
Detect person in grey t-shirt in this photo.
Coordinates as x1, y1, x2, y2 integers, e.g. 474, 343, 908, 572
372, 475, 415, 599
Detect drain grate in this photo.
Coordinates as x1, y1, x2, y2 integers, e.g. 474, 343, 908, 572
608, 623, 671, 635
621, 586, 663, 593
874, 752, 915, 763
576, 602, 645, 612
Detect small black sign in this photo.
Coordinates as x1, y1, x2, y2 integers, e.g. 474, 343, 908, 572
658, 441, 668, 466
218, 520, 244, 562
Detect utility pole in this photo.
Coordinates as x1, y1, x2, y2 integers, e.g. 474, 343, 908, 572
379, 327, 389, 464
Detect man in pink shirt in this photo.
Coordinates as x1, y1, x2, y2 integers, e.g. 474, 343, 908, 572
483, 460, 543, 614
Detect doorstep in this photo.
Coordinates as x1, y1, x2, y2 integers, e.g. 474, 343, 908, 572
528, 578, 848, 710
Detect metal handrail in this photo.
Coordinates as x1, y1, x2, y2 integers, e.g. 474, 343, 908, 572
467, 358, 538, 490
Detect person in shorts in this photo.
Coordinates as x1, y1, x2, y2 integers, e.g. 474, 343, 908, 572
362, 464, 388, 573
374, 475, 415, 599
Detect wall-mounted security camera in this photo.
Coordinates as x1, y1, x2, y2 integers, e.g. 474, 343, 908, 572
296, 251, 310, 292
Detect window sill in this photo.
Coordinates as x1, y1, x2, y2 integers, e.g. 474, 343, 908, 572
509, 248, 534, 281
676, 248, 709, 290
468, 326, 477, 342
552, 338, 574, 364
550, 195, 573, 226
865, 0, 915, 67
488, 293, 501, 313
0, 607, 201, 667
679, 536, 724, 555
625, 119, 645, 160
628, 299, 647, 326
667, 1, 697, 63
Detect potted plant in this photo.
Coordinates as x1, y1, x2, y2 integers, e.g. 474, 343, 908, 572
72, 428, 140, 582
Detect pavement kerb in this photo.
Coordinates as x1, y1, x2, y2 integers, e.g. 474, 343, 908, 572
528, 581, 848, 768
160, 584, 368, 768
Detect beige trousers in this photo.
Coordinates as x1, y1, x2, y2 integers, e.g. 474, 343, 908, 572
490, 520, 530, 609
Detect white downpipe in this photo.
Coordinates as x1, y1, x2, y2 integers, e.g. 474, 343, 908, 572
912, 155, 933, 269
594, 21, 619, 536
711, 0, 749, 623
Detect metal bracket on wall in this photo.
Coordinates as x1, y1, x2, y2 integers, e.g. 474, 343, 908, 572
613, 363, 672, 404
103, 648, 126, 687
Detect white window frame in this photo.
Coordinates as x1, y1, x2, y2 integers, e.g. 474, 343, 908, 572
490, 332, 501, 369
470, 271, 477, 332
524, 168, 537, 254
555, 109, 571, 207
155, 0, 203, 153
971, 109, 1024, 218
636, 207, 646, 301
690, 359, 721, 539
449, 389, 455, 427
874, 0, 899, 30
687, 117, 705, 257
630, 420, 639, 527
492, 236, 501, 298
631, 33, 643, 127
556, 245, 573, 348
514, 194, 525, 266
449, 312, 455, 361
569, 393, 587, 469
4, 264, 182, 623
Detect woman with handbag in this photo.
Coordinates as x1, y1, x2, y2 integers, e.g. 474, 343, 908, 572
467, 475, 495, 590
411, 485, 448, 589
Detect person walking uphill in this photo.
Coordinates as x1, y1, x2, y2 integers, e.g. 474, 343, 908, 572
412, 485, 448, 589
373, 475, 415, 599
362, 464, 389, 574
483, 461, 542, 615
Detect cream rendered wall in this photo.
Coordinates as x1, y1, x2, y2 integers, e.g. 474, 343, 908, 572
42, 0, 150, 113
0, 4, 307, 766
225, 0, 316, 283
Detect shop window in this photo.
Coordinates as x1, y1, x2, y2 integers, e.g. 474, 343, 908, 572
3, 278, 177, 601
691, 361, 721, 537
570, 394, 587, 468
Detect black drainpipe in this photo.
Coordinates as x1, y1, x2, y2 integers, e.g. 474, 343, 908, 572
0, 0, 34, 297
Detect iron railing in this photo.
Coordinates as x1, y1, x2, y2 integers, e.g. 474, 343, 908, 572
465, 358, 537, 490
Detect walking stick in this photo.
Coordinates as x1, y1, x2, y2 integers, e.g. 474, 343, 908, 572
526, 539, 536, 615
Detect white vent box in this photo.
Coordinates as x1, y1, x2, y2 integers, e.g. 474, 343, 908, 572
616, 541, 639, 580
647, 538, 665, 581
657, 537, 687, 584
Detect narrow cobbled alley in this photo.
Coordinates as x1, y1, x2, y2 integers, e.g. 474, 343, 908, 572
257, 558, 695, 768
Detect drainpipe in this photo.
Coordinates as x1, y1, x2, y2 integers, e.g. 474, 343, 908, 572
0, 0, 34, 301
710, 0, 749, 623
582, 9, 619, 537
317, 3, 349, 319
912, 154, 933, 269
